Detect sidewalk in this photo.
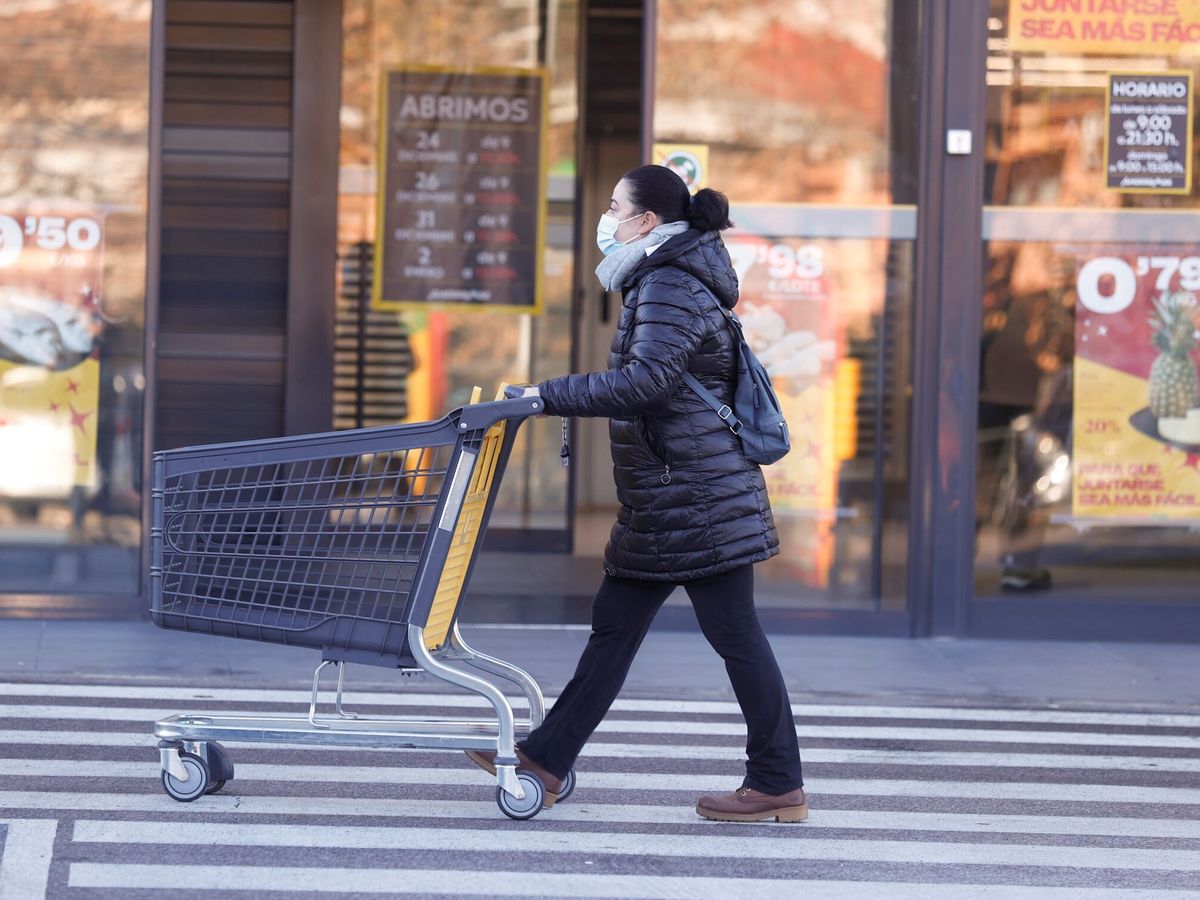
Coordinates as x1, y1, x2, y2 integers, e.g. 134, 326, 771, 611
2, 617, 1198, 712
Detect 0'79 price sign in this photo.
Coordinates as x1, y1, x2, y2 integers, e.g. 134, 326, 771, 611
1105, 71, 1193, 194
374, 66, 548, 313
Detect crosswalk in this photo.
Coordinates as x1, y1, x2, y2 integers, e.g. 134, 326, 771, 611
1, 678, 1199, 898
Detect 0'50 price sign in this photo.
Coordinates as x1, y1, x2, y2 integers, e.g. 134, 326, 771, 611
0, 213, 103, 269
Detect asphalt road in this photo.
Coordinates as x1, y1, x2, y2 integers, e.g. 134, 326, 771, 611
2, 674, 1199, 899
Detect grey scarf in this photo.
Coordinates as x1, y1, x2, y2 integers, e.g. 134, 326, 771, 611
595, 220, 690, 292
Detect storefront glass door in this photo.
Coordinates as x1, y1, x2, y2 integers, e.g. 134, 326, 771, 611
649, 0, 921, 617
333, 0, 579, 549
972, 1, 1200, 632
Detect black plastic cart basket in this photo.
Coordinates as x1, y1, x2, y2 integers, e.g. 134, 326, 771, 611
150, 392, 572, 819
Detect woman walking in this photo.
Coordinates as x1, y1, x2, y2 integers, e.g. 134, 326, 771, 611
469, 164, 806, 823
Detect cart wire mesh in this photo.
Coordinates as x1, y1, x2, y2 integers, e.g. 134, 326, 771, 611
159, 439, 455, 631
151, 400, 530, 665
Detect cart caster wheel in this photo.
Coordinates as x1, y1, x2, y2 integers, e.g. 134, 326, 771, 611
161, 752, 209, 802
557, 768, 576, 803
496, 771, 545, 820
204, 741, 234, 794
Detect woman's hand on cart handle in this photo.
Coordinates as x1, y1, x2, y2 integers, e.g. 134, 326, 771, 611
504, 384, 543, 404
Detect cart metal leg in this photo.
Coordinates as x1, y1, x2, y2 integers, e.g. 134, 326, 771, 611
307, 661, 337, 729
447, 623, 545, 729
406, 623, 526, 802
334, 662, 357, 719
304, 660, 365, 728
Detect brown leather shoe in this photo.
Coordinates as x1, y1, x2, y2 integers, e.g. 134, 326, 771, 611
696, 785, 808, 823
464, 748, 562, 808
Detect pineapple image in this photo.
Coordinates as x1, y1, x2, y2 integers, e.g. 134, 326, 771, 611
1148, 291, 1199, 421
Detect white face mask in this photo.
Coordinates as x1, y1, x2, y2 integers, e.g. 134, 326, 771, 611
596, 212, 642, 256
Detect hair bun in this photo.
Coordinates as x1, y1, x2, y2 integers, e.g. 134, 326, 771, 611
687, 187, 732, 232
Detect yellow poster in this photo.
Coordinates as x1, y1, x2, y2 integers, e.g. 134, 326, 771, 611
0, 207, 105, 492
724, 234, 844, 586
651, 143, 709, 194
1072, 247, 1200, 520
0, 357, 101, 491
1009, 0, 1200, 55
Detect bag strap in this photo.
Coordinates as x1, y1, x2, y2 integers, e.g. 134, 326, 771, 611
681, 371, 743, 435
678, 276, 745, 434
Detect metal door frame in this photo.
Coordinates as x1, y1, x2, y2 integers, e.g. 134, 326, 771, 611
908, 0, 988, 638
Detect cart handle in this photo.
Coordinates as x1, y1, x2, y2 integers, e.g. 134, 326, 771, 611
454, 396, 543, 432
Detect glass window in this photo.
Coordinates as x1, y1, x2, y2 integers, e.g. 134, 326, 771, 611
653, 0, 920, 610
976, 1, 1200, 600
336, 0, 578, 537
0, 1, 150, 600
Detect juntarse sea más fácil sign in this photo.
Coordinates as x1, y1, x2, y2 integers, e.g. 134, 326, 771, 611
373, 67, 548, 313
1105, 71, 1193, 194
1009, 1, 1200, 54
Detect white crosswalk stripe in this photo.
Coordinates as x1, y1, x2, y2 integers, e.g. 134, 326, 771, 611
6, 702, 1199, 747
0, 679, 1198, 898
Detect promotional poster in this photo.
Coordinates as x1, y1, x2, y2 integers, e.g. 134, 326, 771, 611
0, 208, 104, 494
1009, 0, 1200, 55
725, 234, 847, 585
1072, 247, 1200, 521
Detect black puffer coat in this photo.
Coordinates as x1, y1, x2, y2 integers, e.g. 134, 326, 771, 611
539, 229, 779, 581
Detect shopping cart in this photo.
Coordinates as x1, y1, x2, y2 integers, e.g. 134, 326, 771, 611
150, 391, 572, 819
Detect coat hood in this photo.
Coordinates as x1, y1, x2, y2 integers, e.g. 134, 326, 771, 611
623, 229, 740, 309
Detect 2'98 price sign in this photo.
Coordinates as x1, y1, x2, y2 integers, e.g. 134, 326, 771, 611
0, 213, 103, 269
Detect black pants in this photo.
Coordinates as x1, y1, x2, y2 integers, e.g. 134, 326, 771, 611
519, 564, 804, 795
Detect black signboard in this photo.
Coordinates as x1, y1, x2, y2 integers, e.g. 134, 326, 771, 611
1105, 71, 1193, 195
374, 67, 547, 311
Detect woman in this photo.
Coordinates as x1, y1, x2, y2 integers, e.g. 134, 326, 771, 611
469, 164, 807, 823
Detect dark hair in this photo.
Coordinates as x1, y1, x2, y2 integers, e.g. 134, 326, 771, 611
622, 164, 733, 232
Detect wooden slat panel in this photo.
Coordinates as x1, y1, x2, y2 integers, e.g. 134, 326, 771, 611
158, 302, 286, 333
160, 279, 287, 306
156, 0, 296, 451
168, 0, 294, 26
585, 2, 642, 138
162, 254, 288, 283
158, 425, 283, 449
163, 227, 290, 257
156, 381, 285, 404
165, 101, 291, 128
162, 152, 290, 181
166, 49, 294, 79
159, 331, 285, 358
162, 178, 290, 207
163, 126, 291, 154
165, 75, 292, 103
158, 357, 286, 385
160, 307, 284, 336
157, 413, 285, 439
166, 24, 293, 52
163, 205, 289, 231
